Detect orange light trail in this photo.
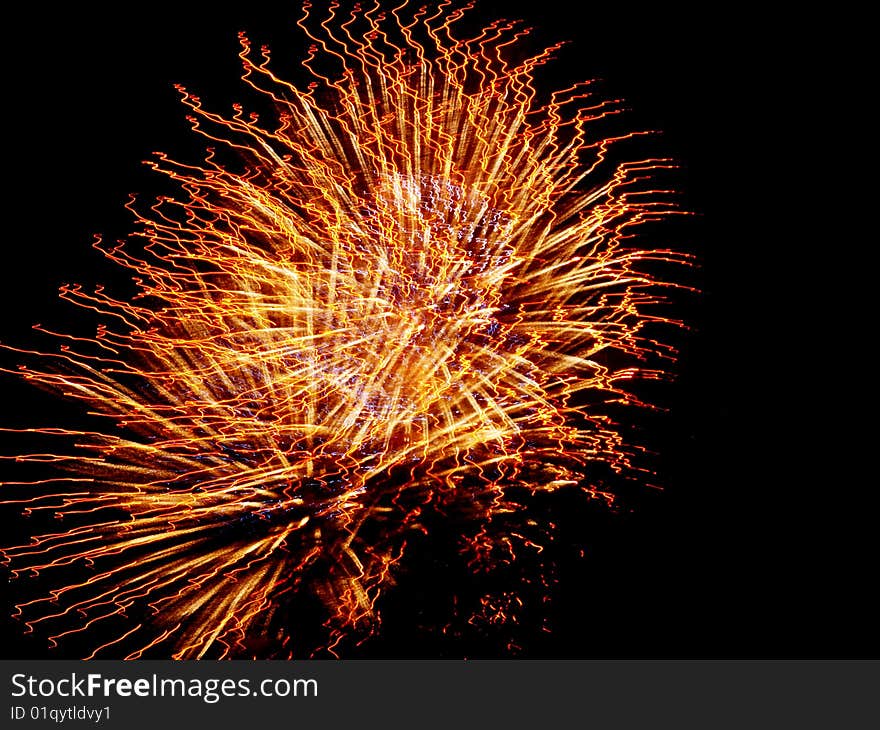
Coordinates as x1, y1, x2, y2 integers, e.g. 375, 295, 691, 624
1, 1, 691, 658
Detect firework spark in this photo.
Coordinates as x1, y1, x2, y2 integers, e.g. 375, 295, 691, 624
1, 1, 690, 658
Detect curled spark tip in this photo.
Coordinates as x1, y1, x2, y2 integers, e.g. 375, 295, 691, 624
2, 1, 691, 658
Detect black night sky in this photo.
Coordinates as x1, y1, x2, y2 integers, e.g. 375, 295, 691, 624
1, 1, 873, 659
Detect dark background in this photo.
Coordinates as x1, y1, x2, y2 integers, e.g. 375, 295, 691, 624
2, 1, 872, 658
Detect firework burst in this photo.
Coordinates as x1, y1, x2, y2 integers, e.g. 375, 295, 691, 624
1, 1, 690, 658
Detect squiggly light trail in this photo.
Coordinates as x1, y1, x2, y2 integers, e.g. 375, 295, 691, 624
1, 0, 690, 658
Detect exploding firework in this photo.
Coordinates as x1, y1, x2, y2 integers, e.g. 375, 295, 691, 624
1, 1, 690, 658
